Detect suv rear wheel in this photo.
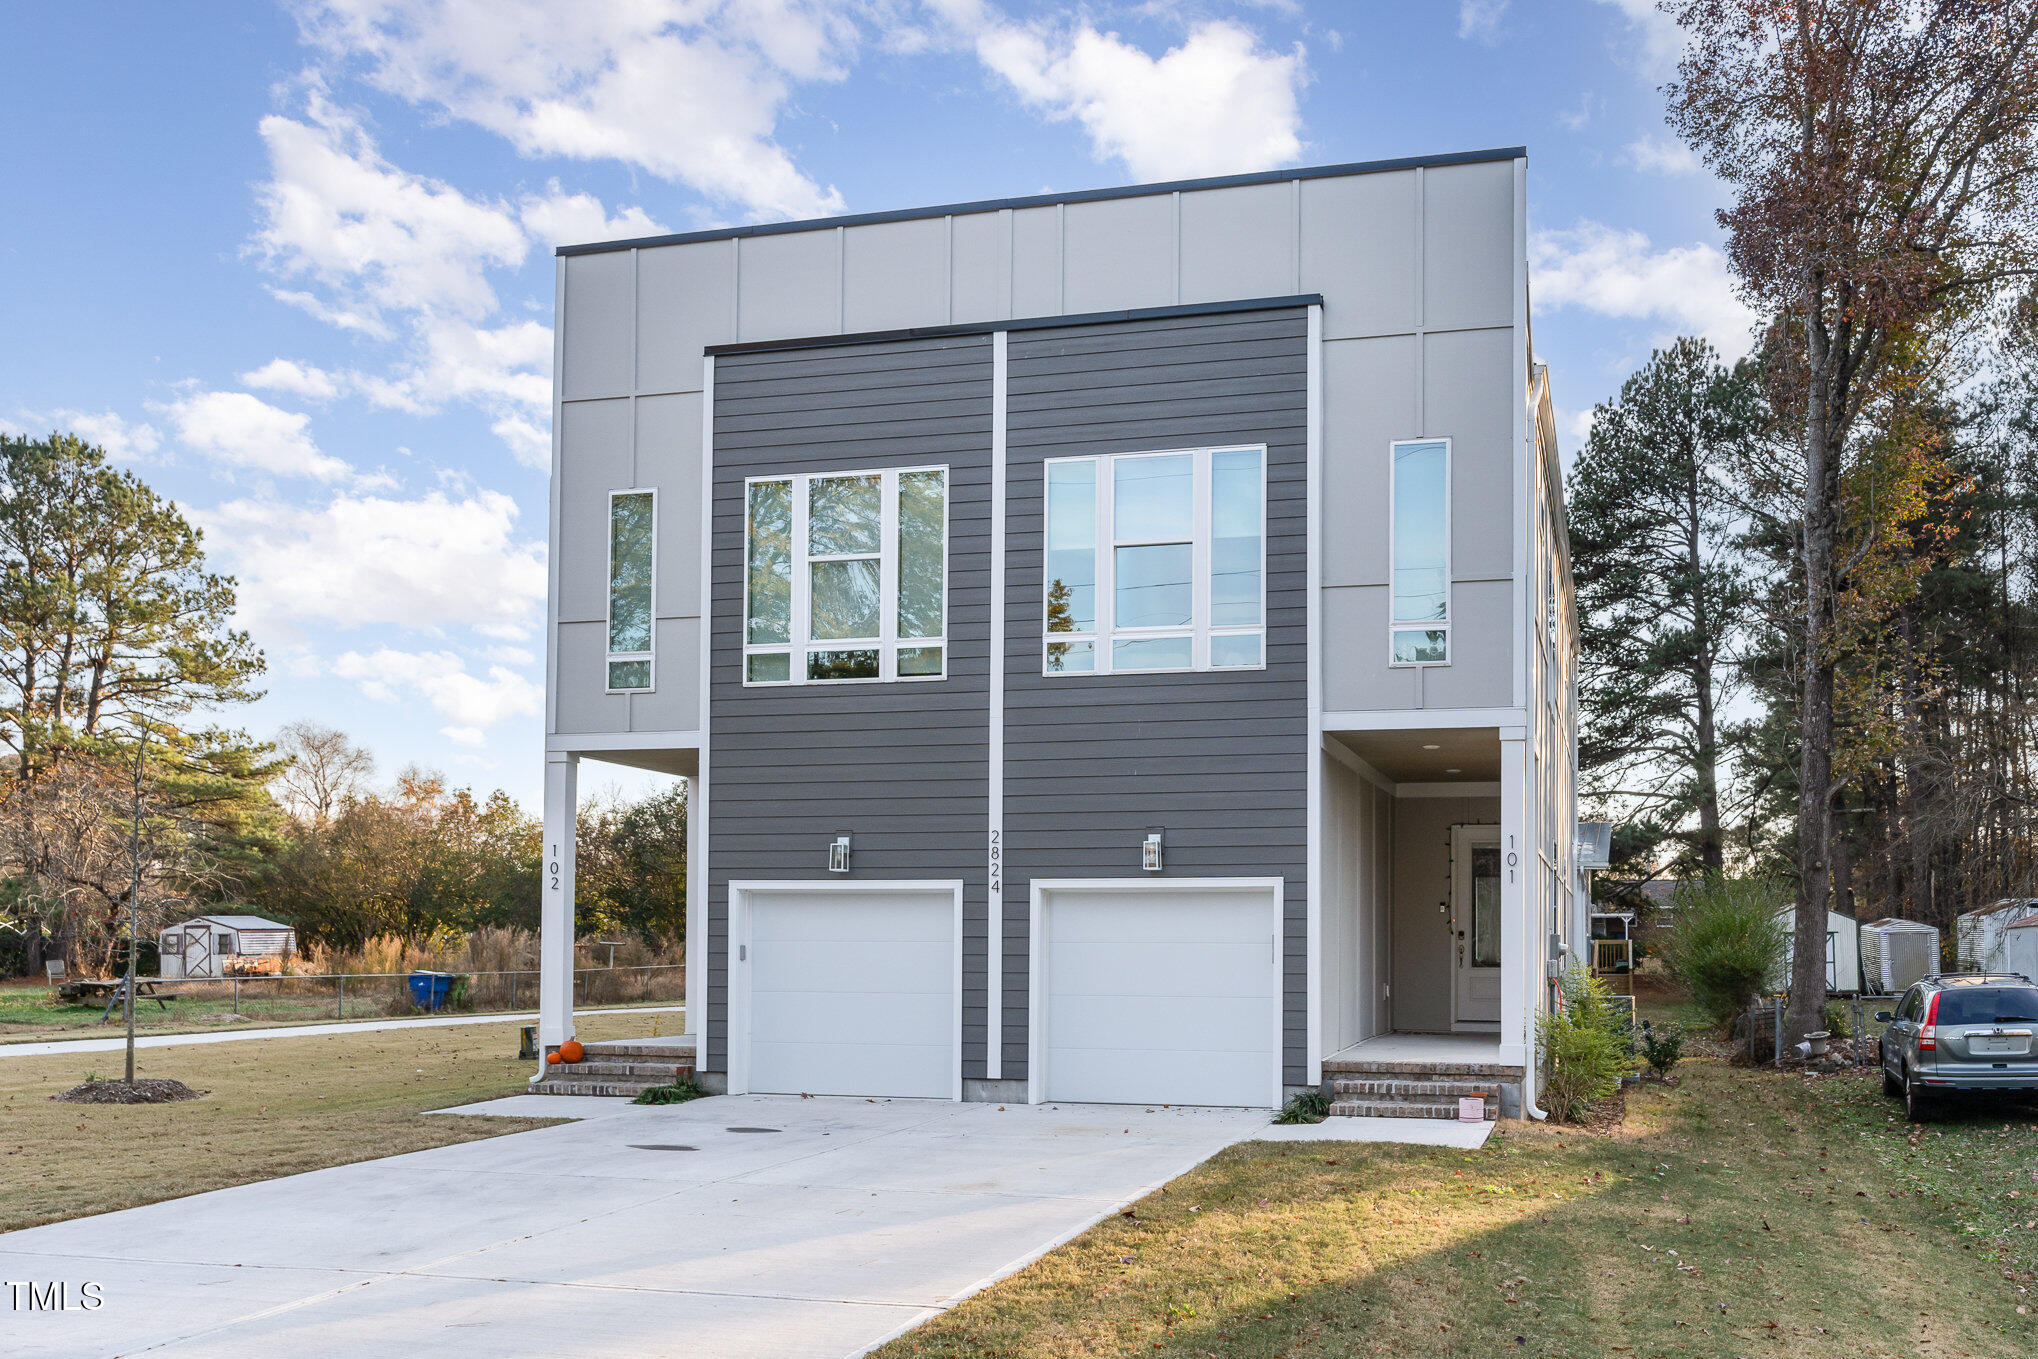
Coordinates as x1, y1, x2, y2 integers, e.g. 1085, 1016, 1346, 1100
1880, 1045, 1901, 1097
1903, 1070, 1934, 1123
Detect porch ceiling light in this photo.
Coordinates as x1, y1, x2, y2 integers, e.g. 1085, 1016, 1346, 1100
1422, 743, 1441, 750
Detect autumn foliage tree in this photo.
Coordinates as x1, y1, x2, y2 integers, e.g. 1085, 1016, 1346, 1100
1666, 0, 2038, 1038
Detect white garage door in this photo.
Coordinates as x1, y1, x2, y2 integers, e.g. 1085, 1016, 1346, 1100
1038, 882, 1282, 1108
740, 885, 956, 1100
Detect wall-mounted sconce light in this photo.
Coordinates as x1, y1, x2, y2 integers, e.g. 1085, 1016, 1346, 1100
828, 834, 851, 873
1142, 829, 1164, 872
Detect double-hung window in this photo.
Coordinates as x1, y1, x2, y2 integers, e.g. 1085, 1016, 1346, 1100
1389, 438, 1450, 666
607, 489, 656, 691
743, 466, 947, 684
1043, 445, 1265, 675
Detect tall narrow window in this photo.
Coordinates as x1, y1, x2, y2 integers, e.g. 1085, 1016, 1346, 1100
743, 466, 947, 684
1043, 445, 1265, 675
1390, 438, 1449, 665
607, 490, 655, 691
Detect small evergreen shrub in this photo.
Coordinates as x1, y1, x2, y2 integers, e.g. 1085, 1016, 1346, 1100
1822, 1000, 1851, 1039
1275, 1089, 1331, 1124
1659, 875, 1789, 1034
1638, 1020, 1685, 1077
1538, 963, 1633, 1121
632, 1079, 708, 1105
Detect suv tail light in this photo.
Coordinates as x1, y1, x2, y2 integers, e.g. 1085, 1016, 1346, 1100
1917, 991, 1941, 1050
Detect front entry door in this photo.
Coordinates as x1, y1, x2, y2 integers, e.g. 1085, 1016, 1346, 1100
1451, 825, 1503, 1027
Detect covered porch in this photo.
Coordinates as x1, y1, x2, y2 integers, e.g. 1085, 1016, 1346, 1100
1317, 720, 1550, 1114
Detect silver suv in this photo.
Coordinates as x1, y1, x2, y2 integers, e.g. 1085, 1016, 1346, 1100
1878, 974, 2038, 1122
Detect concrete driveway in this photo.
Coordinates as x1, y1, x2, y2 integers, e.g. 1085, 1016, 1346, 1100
3, 1094, 1273, 1357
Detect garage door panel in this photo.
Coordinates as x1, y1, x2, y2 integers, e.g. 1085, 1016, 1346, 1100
747, 1039, 951, 1100
751, 988, 953, 1047
743, 887, 955, 1100
1047, 994, 1272, 1053
1049, 940, 1274, 997
1041, 883, 1280, 1108
1047, 1046, 1271, 1107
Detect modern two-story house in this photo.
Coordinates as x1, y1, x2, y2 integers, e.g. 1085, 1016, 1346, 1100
533, 146, 1581, 1119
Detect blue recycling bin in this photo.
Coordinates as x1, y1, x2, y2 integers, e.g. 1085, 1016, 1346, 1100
407, 970, 453, 1011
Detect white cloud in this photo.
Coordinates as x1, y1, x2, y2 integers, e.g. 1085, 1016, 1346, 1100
489, 412, 550, 470
292, 0, 857, 220
975, 19, 1305, 181
197, 486, 546, 638
241, 358, 342, 402
333, 647, 542, 727
161, 390, 354, 481
1592, 0, 1685, 78
519, 182, 667, 250
1530, 220, 1759, 356
439, 724, 486, 747
4, 409, 162, 461
1621, 135, 1700, 176
1458, 0, 1509, 43
1556, 91, 1595, 131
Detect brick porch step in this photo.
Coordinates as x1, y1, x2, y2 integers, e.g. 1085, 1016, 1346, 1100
1321, 1058, 1524, 1080
538, 1060, 692, 1080
1331, 1077, 1500, 1101
529, 1037, 695, 1096
528, 1077, 676, 1097
1331, 1097, 1498, 1121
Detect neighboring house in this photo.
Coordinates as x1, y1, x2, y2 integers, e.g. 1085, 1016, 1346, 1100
1957, 898, 2038, 972
158, 915, 296, 978
535, 147, 1580, 1118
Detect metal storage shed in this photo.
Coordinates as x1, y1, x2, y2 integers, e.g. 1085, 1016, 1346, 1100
1956, 899, 2038, 972
1859, 918, 1941, 994
2005, 915, 2038, 982
1771, 907, 1862, 994
158, 915, 296, 979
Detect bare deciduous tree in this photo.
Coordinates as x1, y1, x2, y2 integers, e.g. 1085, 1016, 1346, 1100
274, 721, 375, 827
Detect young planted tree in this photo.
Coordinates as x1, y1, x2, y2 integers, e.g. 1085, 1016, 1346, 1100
1666, 0, 2038, 1040
1570, 337, 1762, 873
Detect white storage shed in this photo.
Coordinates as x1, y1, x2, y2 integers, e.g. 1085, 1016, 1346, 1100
1859, 918, 1941, 994
2004, 914, 2038, 982
158, 915, 296, 979
1956, 899, 2038, 972
1772, 907, 1862, 994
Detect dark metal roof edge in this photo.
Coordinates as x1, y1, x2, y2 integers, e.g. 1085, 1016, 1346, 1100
557, 147, 1528, 258
703, 295, 1323, 358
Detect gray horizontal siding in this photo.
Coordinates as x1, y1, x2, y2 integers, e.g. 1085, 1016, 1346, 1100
1003, 308, 1311, 1086
706, 334, 994, 1076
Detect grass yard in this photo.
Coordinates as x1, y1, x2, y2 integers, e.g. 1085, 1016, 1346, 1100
877, 1061, 2038, 1358
0, 1009, 675, 1233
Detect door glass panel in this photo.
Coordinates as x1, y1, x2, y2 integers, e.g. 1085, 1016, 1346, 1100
1113, 453, 1193, 541
808, 474, 881, 555
1045, 460, 1097, 633
1114, 543, 1192, 628
810, 559, 880, 640
1471, 844, 1501, 967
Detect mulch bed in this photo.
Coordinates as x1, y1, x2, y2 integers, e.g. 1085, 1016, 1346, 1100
52, 1078, 205, 1105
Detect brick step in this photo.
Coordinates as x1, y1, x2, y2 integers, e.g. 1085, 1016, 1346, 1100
1330, 1098, 1498, 1121
582, 1039, 696, 1058
1322, 1059, 1524, 1080
1331, 1077, 1501, 1101
529, 1077, 676, 1097
547, 1060, 693, 1080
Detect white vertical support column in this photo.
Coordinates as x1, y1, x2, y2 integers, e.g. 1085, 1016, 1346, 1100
695, 354, 715, 1042
1304, 303, 1325, 1085
987, 330, 1008, 1081
1497, 729, 1528, 1073
539, 751, 580, 1052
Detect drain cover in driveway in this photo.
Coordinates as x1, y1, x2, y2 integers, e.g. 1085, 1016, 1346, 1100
725, 1127, 782, 1134
628, 1144, 698, 1151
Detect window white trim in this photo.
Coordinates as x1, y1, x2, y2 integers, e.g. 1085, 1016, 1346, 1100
1042, 444, 1268, 677
605, 487, 656, 693
741, 465, 950, 686
1387, 436, 1451, 668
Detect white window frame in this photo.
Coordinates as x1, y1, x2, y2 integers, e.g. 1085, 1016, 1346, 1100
1387, 437, 1451, 668
1041, 444, 1268, 677
741, 465, 949, 686
606, 487, 657, 693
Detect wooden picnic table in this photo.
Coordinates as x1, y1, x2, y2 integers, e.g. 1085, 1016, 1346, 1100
55, 977, 178, 1016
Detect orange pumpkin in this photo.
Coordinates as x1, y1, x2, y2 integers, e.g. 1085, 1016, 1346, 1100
546, 1050, 562, 1064
559, 1039, 585, 1064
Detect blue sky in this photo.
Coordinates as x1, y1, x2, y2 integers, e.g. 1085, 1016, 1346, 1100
0, 0, 1753, 808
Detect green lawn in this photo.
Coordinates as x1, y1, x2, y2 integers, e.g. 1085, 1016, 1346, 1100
877, 1060, 2036, 1358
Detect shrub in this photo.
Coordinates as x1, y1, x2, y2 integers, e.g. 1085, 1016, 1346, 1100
1659, 876, 1789, 1034
1538, 964, 1633, 1121
1274, 1089, 1330, 1124
1638, 1020, 1685, 1078
632, 1079, 708, 1105
1822, 999, 1851, 1039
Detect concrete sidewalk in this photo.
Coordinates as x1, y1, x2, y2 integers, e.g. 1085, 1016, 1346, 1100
0, 1005, 683, 1058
